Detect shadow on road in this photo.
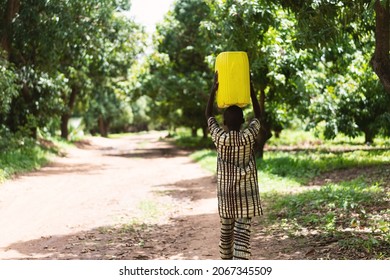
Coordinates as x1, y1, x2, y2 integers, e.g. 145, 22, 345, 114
152, 175, 216, 202
25, 162, 105, 176
3, 211, 348, 260
3, 213, 220, 260
106, 147, 189, 159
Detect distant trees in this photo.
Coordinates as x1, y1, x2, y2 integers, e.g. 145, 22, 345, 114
1, 0, 389, 149
138, 0, 389, 155
0, 0, 144, 139
275, 0, 390, 143
138, 0, 212, 137
0, 54, 19, 125
277, 0, 390, 95
203, 0, 311, 156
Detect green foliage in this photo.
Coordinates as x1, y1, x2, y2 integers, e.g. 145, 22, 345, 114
0, 131, 57, 183
259, 149, 390, 184
138, 0, 212, 135
190, 149, 217, 173
277, 0, 375, 49
1, 0, 389, 145
7, 67, 68, 135
130, 96, 151, 131
65, 2, 145, 137
0, 0, 145, 138
173, 128, 214, 150
205, 0, 390, 145
304, 38, 390, 142
192, 140, 390, 188
0, 56, 19, 120
84, 9, 146, 136
276, 0, 390, 141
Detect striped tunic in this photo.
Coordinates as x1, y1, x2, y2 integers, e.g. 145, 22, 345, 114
208, 117, 263, 218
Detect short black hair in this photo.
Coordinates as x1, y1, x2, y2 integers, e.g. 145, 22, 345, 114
223, 105, 244, 130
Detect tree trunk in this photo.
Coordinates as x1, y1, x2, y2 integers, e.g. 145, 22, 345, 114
202, 125, 208, 139
274, 127, 282, 138
256, 122, 272, 158
371, 0, 390, 95
60, 86, 79, 139
98, 116, 109, 137
1, 0, 20, 59
191, 127, 197, 137
363, 128, 374, 144
60, 114, 70, 139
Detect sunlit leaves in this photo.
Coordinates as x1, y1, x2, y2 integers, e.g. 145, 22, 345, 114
141, 0, 211, 133
0, 0, 145, 137
0, 57, 19, 119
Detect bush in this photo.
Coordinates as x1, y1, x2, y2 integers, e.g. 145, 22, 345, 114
0, 130, 60, 183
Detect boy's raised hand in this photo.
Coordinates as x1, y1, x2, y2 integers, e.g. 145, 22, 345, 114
249, 75, 261, 120
212, 71, 219, 93
250, 73, 256, 96
206, 71, 219, 119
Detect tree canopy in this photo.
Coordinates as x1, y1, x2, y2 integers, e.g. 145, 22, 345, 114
0, 0, 144, 139
1, 0, 389, 150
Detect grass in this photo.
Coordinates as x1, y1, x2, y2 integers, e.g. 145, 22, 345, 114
258, 149, 390, 186
108, 131, 149, 139
165, 127, 213, 150
0, 133, 70, 184
268, 179, 387, 228
187, 130, 390, 259
269, 128, 390, 147
265, 179, 389, 258
191, 148, 390, 188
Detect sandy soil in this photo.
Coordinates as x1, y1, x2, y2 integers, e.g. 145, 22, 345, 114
0, 132, 221, 260
2, 131, 376, 260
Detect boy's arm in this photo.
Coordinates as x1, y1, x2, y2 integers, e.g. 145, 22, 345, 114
205, 72, 219, 119
250, 81, 261, 120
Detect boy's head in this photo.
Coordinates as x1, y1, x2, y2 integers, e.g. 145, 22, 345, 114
223, 105, 244, 131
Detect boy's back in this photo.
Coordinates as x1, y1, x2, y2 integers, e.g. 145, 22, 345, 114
207, 116, 262, 218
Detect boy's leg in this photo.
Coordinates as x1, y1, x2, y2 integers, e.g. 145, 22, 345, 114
219, 217, 234, 259
233, 218, 252, 260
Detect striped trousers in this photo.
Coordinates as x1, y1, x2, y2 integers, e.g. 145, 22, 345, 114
219, 217, 252, 260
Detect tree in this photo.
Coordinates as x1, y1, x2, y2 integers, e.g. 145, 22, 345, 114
142, 0, 212, 137
0, 0, 144, 139
275, 0, 390, 142
1, 0, 20, 59
0, 54, 19, 127
85, 10, 145, 137
305, 44, 390, 143
277, 0, 390, 95
204, 0, 310, 157
372, 0, 390, 94
55, 0, 142, 139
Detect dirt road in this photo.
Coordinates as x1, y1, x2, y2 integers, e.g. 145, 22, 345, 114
1, 131, 307, 260
0, 132, 223, 259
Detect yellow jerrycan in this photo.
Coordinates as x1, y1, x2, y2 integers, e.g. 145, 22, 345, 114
215, 51, 250, 108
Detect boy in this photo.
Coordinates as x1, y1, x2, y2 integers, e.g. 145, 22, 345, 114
205, 72, 262, 260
